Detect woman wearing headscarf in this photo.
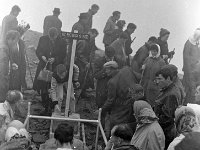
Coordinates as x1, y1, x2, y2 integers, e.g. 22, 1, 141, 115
140, 44, 165, 106
182, 28, 200, 104
167, 106, 200, 150
131, 100, 165, 150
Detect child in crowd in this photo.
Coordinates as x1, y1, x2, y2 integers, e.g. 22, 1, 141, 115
50, 64, 79, 114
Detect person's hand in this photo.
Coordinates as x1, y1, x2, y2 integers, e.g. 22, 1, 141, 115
74, 81, 80, 88
162, 55, 168, 60
49, 58, 55, 64
42, 56, 47, 62
12, 63, 18, 70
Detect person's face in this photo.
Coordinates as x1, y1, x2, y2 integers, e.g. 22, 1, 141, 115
155, 74, 171, 89
91, 8, 99, 15
105, 55, 114, 61
58, 72, 67, 79
49, 34, 58, 42
114, 14, 120, 21
7, 37, 19, 47
13, 11, 20, 17
161, 34, 169, 42
150, 49, 158, 57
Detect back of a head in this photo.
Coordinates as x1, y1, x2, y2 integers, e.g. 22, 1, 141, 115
91, 4, 99, 10
112, 11, 121, 17
112, 124, 133, 142
89, 28, 99, 35
148, 36, 157, 43
54, 123, 74, 145
119, 32, 128, 40
116, 20, 126, 29
127, 23, 137, 30
105, 46, 115, 58
56, 64, 67, 75
11, 5, 21, 13
6, 90, 23, 104
48, 27, 58, 38
175, 132, 200, 150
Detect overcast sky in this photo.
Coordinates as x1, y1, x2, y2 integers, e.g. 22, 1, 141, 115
1, 0, 200, 72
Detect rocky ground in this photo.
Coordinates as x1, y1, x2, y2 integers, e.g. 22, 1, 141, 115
16, 30, 105, 149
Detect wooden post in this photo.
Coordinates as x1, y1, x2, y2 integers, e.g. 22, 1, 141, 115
65, 30, 78, 117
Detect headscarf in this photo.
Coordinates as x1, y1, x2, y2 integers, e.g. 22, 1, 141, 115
189, 28, 200, 45
133, 100, 158, 124
175, 106, 198, 134
149, 44, 161, 58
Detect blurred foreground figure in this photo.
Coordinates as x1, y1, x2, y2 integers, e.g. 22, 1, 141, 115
0, 5, 21, 42
131, 100, 165, 150
43, 8, 62, 36
105, 124, 139, 150
182, 28, 200, 104
175, 132, 200, 150
168, 106, 200, 150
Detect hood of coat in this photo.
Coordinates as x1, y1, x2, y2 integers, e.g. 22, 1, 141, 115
149, 44, 161, 58
189, 28, 200, 46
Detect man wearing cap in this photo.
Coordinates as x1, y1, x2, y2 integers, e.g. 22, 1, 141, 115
84, 4, 100, 33
103, 11, 121, 47
72, 13, 89, 34
101, 65, 141, 136
0, 5, 21, 42
43, 8, 62, 36
157, 28, 175, 63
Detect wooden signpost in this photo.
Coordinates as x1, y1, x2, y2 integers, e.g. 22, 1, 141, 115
61, 30, 90, 116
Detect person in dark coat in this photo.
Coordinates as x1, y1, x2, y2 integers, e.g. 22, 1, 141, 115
131, 36, 157, 74
43, 8, 62, 36
103, 11, 121, 47
105, 124, 139, 150
75, 29, 98, 98
33, 27, 66, 114
110, 32, 128, 68
124, 23, 137, 66
93, 46, 117, 108
0, 5, 21, 42
157, 28, 175, 63
182, 28, 200, 104
9, 38, 27, 91
0, 31, 20, 102
101, 65, 141, 135
71, 13, 89, 34
110, 20, 126, 44
154, 64, 182, 149
84, 4, 99, 33
140, 44, 165, 106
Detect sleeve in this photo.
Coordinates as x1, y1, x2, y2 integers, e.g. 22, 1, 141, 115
50, 77, 58, 102
102, 81, 116, 115
147, 129, 165, 150
76, 41, 88, 65
93, 58, 107, 80
103, 21, 113, 35
73, 64, 79, 82
35, 37, 45, 61
162, 95, 178, 119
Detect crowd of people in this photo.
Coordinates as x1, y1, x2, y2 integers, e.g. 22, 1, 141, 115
0, 3, 200, 150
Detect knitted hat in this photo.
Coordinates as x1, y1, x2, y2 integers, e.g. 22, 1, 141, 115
159, 28, 170, 37
103, 61, 118, 69
105, 46, 115, 57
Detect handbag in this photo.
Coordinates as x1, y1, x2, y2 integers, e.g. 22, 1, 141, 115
37, 61, 52, 82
